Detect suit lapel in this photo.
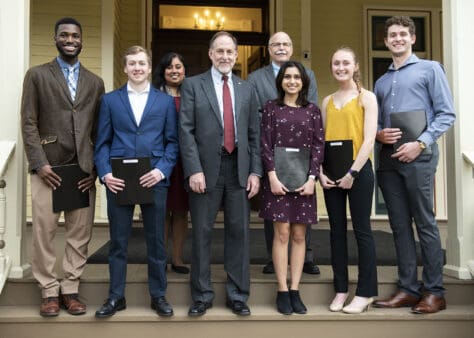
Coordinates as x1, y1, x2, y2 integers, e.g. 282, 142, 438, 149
232, 75, 242, 124
141, 87, 158, 122
264, 65, 278, 98
118, 85, 138, 127
75, 65, 88, 104
48, 60, 73, 105
201, 71, 222, 126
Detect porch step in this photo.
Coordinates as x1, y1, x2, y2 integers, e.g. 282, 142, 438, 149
1, 265, 473, 338
1, 265, 473, 306
0, 304, 473, 338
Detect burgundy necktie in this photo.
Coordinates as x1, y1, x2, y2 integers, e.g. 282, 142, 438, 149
222, 75, 235, 153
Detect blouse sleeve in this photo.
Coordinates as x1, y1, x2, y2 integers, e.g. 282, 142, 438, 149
260, 100, 276, 172
309, 104, 325, 177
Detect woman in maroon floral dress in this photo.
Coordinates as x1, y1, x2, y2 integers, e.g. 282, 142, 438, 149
260, 61, 325, 314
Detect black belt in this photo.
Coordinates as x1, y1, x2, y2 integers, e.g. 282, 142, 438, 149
221, 147, 237, 156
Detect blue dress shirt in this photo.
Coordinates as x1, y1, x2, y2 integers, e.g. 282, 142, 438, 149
56, 56, 79, 86
374, 54, 455, 146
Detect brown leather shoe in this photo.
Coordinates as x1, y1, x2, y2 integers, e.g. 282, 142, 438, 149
40, 297, 59, 317
411, 294, 446, 314
60, 293, 86, 315
373, 291, 420, 308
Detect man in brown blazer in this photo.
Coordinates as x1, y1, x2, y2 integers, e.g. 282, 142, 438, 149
21, 17, 104, 317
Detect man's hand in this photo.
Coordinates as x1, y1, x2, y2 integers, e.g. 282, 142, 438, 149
376, 128, 402, 144
103, 173, 125, 194
78, 174, 97, 192
37, 165, 61, 189
189, 172, 206, 193
246, 174, 260, 199
391, 141, 423, 163
140, 168, 163, 188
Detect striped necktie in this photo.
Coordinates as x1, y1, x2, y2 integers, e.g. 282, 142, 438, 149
67, 65, 77, 101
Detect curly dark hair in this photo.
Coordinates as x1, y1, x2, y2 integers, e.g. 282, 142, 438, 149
384, 16, 416, 36
54, 17, 82, 35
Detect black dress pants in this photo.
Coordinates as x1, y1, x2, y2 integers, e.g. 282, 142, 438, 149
323, 160, 378, 297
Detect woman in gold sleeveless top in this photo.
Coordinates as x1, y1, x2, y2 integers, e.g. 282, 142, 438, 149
319, 47, 378, 314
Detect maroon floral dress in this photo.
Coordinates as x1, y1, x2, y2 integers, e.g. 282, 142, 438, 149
259, 100, 324, 224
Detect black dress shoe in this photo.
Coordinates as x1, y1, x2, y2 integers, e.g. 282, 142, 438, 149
276, 291, 293, 315
262, 261, 275, 274
95, 298, 126, 318
303, 262, 320, 275
289, 290, 307, 314
188, 301, 212, 317
151, 296, 174, 317
171, 264, 190, 274
226, 299, 251, 316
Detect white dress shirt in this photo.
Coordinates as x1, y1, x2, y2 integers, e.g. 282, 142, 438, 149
211, 67, 237, 142
127, 82, 150, 126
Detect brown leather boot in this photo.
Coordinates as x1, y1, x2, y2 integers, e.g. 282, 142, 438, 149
40, 297, 59, 317
60, 293, 87, 315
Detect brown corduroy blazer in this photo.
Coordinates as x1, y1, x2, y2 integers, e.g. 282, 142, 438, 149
21, 58, 105, 174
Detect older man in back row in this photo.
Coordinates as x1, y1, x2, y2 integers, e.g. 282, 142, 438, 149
247, 31, 320, 275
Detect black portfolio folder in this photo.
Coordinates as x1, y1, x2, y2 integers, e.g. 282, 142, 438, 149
274, 147, 310, 192
323, 140, 353, 181
52, 164, 89, 213
111, 157, 153, 205
390, 110, 430, 153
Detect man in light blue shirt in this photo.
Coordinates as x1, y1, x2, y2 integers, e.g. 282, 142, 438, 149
373, 16, 455, 314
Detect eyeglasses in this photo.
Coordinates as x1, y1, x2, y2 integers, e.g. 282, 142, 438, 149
269, 42, 292, 48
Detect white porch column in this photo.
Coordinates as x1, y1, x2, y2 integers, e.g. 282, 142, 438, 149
443, 0, 474, 279
0, 0, 31, 279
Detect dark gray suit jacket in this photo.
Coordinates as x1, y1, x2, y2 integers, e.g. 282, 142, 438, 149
21, 59, 105, 174
247, 63, 319, 112
179, 69, 262, 190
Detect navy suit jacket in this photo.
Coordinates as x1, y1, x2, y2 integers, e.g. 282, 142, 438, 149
94, 84, 178, 186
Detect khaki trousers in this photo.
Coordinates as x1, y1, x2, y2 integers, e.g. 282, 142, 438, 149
30, 174, 95, 298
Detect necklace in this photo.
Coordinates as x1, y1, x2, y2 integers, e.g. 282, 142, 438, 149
164, 85, 179, 97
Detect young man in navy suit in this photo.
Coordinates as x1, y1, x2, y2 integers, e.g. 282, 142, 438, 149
94, 46, 178, 318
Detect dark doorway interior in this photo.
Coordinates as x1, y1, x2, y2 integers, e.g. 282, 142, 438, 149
152, 0, 270, 78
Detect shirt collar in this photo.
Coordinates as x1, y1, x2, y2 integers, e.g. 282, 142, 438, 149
56, 56, 79, 71
271, 62, 281, 77
388, 54, 419, 71
211, 66, 232, 83
127, 82, 150, 95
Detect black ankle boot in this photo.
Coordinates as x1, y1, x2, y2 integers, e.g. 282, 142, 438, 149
289, 289, 307, 314
276, 291, 293, 315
